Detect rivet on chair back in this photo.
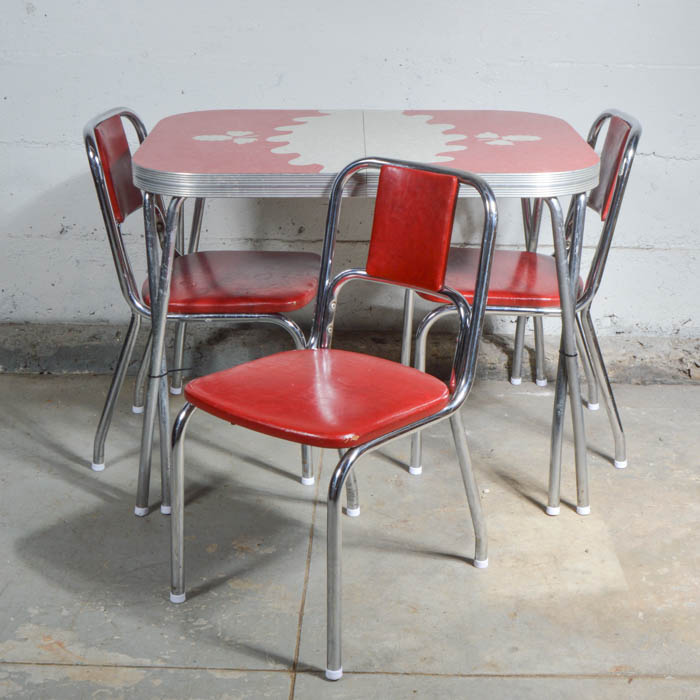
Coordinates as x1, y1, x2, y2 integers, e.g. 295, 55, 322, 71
587, 116, 631, 222
94, 115, 143, 224
366, 165, 459, 291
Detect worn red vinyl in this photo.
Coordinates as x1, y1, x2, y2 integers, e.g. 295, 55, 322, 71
184, 349, 450, 448
422, 248, 573, 308
588, 116, 631, 222
141, 250, 320, 314
367, 165, 458, 291
94, 115, 143, 223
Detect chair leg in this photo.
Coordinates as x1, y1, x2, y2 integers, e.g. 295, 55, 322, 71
301, 445, 314, 485
170, 321, 187, 395
170, 402, 197, 604
132, 330, 152, 414
158, 354, 173, 515
449, 411, 488, 567
326, 450, 359, 681
533, 316, 547, 386
91, 314, 141, 471
400, 289, 415, 366
580, 309, 627, 468
576, 315, 599, 410
337, 449, 360, 516
546, 353, 569, 516
510, 316, 527, 385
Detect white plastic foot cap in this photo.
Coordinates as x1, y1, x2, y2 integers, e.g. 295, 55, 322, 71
325, 668, 343, 681
170, 386, 183, 396
614, 459, 628, 469
546, 505, 561, 516
536, 378, 548, 387
134, 506, 149, 517
170, 592, 186, 604
131, 405, 144, 414
344, 506, 361, 518
408, 465, 423, 476
91, 462, 105, 472
576, 505, 591, 516
587, 402, 600, 411
160, 505, 172, 515
510, 376, 522, 386
301, 476, 315, 486
474, 558, 489, 569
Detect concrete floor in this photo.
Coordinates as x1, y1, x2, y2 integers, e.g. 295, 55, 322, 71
0, 374, 698, 699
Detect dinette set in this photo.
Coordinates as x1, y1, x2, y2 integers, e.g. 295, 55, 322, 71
84, 107, 640, 680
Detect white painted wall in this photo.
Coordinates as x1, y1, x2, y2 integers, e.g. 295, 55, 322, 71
1, 0, 698, 336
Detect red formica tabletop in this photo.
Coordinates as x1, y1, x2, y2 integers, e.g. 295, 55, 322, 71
133, 110, 599, 199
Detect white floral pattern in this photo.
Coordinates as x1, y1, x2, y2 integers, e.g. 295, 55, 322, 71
193, 130, 259, 144
475, 131, 541, 147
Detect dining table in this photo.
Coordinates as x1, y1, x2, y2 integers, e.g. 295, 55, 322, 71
131, 109, 600, 517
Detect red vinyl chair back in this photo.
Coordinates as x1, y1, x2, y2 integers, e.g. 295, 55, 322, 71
94, 115, 144, 224
366, 165, 459, 291
84, 108, 150, 314
580, 110, 641, 303
587, 115, 632, 223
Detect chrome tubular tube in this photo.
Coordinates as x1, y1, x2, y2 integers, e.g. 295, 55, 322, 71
409, 304, 457, 475
547, 358, 567, 515
580, 308, 627, 467
157, 352, 172, 514
326, 447, 364, 680
132, 330, 153, 413
91, 313, 141, 470
400, 289, 415, 366
511, 317, 527, 384
575, 314, 599, 409
170, 402, 197, 603
547, 194, 589, 514
136, 194, 183, 516
301, 445, 314, 485
170, 322, 187, 394
336, 449, 361, 515
188, 198, 205, 253
533, 316, 547, 386
450, 411, 488, 566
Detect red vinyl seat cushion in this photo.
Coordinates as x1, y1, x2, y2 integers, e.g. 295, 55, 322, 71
422, 248, 576, 308
141, 250, 320, 314
184, 349, 450, 449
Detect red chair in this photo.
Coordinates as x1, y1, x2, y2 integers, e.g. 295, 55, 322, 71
409, 109, 641, 508
168, 158, 498, 680
84, 108, 320, 513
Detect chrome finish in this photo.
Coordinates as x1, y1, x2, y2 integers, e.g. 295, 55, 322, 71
170, 322, 187, 394
85, 108, 314, 506
316, 158, 497, 677
580, 308, 626, 465
511, 316, 527, 383
170, 402, 197, 600
162, 157, 497, 676
132, 331, 152, 412
133, 160, 599, 201
450, 411, 487, 564
548, 193, 589, 511
137, 193, 181, 513
92, 314, 141, 468
400, 289, 415, 366
512, 198, 544, 383
533, 316, 546, 385
576, 315, 599, 408
337, 449, 360, 514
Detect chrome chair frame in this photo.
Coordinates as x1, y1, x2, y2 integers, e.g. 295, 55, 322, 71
168, 157, 498, 680
408, 109, 641, 512
84, 107, 313, 515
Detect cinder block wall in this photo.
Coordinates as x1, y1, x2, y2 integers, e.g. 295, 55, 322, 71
1, 1, 698, 380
